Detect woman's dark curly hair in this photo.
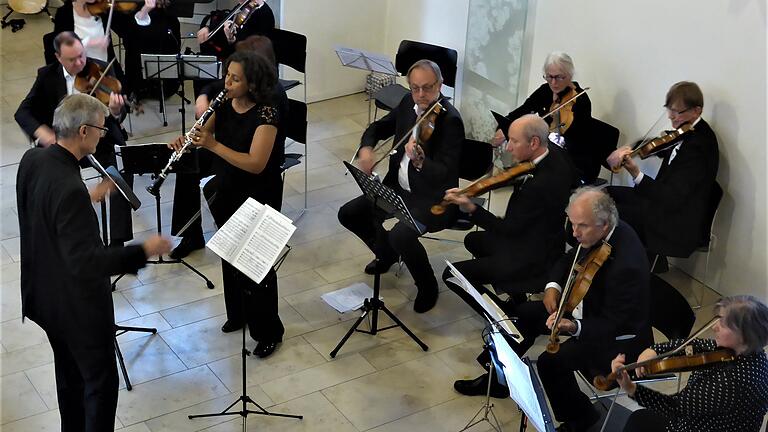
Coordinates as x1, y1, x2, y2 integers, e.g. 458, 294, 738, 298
225, 50, 277, 106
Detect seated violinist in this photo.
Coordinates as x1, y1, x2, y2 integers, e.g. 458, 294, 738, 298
606, 81, 719, 261
493, 52, 600, 184
612, 295, 768, 432
15, 32, 134, 246
453, 187, 653, 432
441, 114, 576, 307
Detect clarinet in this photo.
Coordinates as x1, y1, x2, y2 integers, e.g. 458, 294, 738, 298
146, 89, 228, 196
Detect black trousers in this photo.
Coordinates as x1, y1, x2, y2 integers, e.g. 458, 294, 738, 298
623, 409, 670, 432
85, 144, 134, 242
337, 191, 455, 294
46, 331, 118, 432
170, 148, 215, 240
500, 301, 647, 428
205, 177, 284, 343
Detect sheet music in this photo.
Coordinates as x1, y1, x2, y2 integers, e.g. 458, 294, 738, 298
444, 260, 523, 343
491, 332, 547, 432
206, 198, 296, 283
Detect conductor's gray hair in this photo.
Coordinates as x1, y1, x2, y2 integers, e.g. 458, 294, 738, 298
52, 94, 108, 139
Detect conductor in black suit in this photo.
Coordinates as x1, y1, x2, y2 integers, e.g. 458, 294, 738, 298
16, 94, 172, 431
454, 187, 653, 432
338, 59, 465, 313
14, 31, 135, 246
440, 114, 577, 306
606, 81, 719, 259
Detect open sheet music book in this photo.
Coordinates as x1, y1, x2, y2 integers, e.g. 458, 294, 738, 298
206, 198, 296, 284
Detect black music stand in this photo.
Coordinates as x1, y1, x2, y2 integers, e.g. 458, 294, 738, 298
141, 53, 222, 131
114, 143, 214, 290
86, 157, 158, 391
189, 247, 303, 428
330, 162, 429, 358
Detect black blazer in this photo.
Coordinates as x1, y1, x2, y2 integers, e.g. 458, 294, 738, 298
16, 145, 146, 347
470, 145, 577, 273
508, 82, 599, 183
360, 93, 464, 224
14, 60, 126, 155
635, 119, 719, 257
549, 221, 653, 351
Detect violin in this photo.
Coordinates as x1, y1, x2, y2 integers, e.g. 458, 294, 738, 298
546, 241, 612, 354
593, 347, 736, 391
75, 59, 122, 106
543, 86, 590, 135
611, 123, 694, 172
369, 98, 443, 171
203, 0, 265, 44
415, 102, 443, 151
430, 161, 535, 215
85, 0, 168, 15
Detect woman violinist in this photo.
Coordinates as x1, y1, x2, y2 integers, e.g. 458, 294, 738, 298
170, 50, 288, 358
493, 52, 597, 183
611, 295, 768, 432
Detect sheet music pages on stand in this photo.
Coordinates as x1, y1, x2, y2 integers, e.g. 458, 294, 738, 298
206, 198, 296, 284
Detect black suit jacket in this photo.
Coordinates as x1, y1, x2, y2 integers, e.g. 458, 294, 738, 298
549, 221, 653, 350
360, 94, 464, 227
16, 145, 146, 347
470, 145, 577, 274
14, 60, 126, 158
635, 119, 719, 257
508, 82, 599, 183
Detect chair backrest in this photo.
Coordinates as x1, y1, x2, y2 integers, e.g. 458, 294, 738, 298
285, 98, 307, 144
459, 139, 493, 181
699, 181, 723, 248
43, 31, 56, 65
650, 274, 695, 340
268, 28, 307, 73
394, 40, 458, 88
590, 117, 620, 174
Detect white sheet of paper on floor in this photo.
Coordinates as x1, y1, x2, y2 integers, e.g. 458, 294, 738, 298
321, 282, 377, 313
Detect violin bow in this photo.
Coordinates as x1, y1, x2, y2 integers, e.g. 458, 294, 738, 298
542, 87, 590, 120
203, 0, 265, 44
370, 97, 444, 170
87, 57, 118, 97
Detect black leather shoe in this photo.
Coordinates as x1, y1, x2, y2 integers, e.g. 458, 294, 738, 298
253, 340, 280, 358
169, 236, 205, 259
413, 289, 438, 313
454, 373, 509, 398
364, 257, 399, 275
221, 320, 243, 333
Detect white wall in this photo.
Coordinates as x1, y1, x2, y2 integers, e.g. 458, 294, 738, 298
280, 0, 388, 102
383, 0, 469, 106
524, 0, 767, 299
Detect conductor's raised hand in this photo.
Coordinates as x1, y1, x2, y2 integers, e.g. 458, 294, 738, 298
88, 179, 115, 203
142, 234, 172, 258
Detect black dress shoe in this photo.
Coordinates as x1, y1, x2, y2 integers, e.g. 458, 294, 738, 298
169, 236, 205, 259
364, 256, 398, 275
413, 289, 438, 313
221, 320, 243, 333
253, 340, 280, 358
454, 373, 509, 398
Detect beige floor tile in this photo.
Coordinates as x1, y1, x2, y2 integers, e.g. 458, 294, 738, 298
277, 232, 371, 277
205, 392, 357, 432
26, 362, 58, 409
0, 408, 62, 431
159, 313, 243, 368
122, 271, 223, 316
116, 336, 187, 389
113, 291, 141, 323
435, 339, 489, 380
116, 312, 173, 343
160, 294, 226, 328
261, 352, 376, 405
0, 278, 21, 322
0, 316, 47, 351
276, 269, 328, 298
322, 354, 459, 431
116, 365, 230, 426
1, 370, 48, 423
0, 340, 53, 376
301, 314, 410, 361
284, 164, 356, 195
207, 336, 326, 392
117, 423, 153, 432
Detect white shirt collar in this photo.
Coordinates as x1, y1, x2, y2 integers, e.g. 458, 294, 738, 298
531, 148, 549, 165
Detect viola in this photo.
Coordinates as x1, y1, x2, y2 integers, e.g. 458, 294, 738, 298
430, 161, 535, 215
546, 241, 612, 353
611, 123, 694, 172
593, 347, 736, 391
85, 0, 168, 15
75, 59, 122, 106
543, 86, 590, 135
369, 98, 443, 171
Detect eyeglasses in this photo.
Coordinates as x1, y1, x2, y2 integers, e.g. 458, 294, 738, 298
543, 74, 568, 82
664, 106, 693, 116
409, 80, 439, 94
83, 124, 108, 138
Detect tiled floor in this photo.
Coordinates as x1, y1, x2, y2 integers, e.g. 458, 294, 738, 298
0, 12, 752, 432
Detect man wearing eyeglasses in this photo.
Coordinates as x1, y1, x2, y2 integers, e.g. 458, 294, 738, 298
338, 59, 465, 313
493, 52, 602, 184
606, 81, 719, 261
16, 31, 135, 247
